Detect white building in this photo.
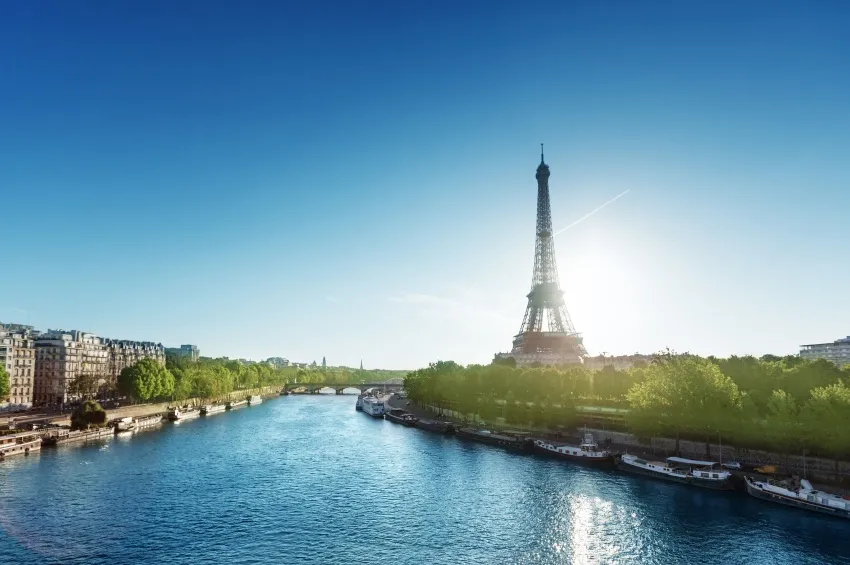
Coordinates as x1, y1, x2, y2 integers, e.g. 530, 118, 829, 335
800, 336, 850, 368
0, 325, 36, 409
34, 330, 109, 405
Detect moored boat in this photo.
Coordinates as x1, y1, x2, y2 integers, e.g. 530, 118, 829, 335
133, 414, 163, 429
744, 476, 850, 519
113, 417, 135, 433
415, 419, 455, 434
226, 400, 247, 410
616, 454, 733, 490
384, 408, 417, 426
0, 431, 42, 458
456, 427, 534, 452
533, 432, 616, 467
361, 396, 385, 417
167, 406, 200, 421
200, 404, 226, 416
355, 395, 364, 411
248, 395, 262, 406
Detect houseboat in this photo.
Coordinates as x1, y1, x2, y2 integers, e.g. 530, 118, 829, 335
166, 406, 201, 421
0, 431, 42, 458
532, 432, 616, 467
456, 428, 534, 452
113, 417, 135, 433
415, 419, 455, 434
200, 404, 226, 416
133, 414, 163, 430
745, 476, 850, 519
361, 396, 385, 417
616, 454, 733, 490
384, 409, 417, 426
42, 427, 114, 446
226, 400, 247, 410
248, 395, 263, 406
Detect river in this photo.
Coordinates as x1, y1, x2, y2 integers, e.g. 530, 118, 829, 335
1, 395, 848, 564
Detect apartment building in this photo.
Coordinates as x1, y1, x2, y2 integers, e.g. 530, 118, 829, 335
105, 339, 166, 383
33, 330, 109, 405
0, 326, 37, 408
33, 330, 167, 405
800, 336, 850, 368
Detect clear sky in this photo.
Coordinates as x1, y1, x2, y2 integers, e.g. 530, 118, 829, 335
1, 1, 848, 369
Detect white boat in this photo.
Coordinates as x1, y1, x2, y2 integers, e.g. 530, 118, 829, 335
745, 476, 850, 519
167, 406, 201, 421
361, 396, 385, 417
226, 400, 247, 410
532, 432, 616, 467
113, 417, 135, 433
0, 431, 42, 459
355, 395, 364, 411
616, 454, 733, 490
200, 404, 226, 416
248, 395, 262, 406
134, 414, 163, 429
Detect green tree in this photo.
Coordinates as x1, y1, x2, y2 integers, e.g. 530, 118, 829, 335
626, 356, 742, 449
70, 400, 109, 430
803, 382, 850, 457
118, 358, 175, 402
0, 365, 9, 401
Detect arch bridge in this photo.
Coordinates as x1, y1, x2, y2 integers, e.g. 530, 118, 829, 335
283, 383, 404, 395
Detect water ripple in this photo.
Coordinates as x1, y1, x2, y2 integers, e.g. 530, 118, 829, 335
1, 396, 849, 564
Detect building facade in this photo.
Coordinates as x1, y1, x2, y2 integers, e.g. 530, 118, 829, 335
266, 357, 289, 369
34, 330, 108, 405
105, 339, 166, 384
800, 336, 850, 367
34, 330, 165, 405
0, 326, 37, 408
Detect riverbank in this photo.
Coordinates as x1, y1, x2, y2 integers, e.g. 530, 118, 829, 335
389, 396, 850, 488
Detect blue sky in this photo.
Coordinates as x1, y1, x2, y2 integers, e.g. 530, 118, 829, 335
1, 1, 848, 368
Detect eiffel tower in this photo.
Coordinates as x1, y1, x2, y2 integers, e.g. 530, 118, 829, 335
508, 145, 586, 366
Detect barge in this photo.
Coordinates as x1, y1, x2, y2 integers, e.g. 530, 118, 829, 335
200, 404, 226, 416
133, 414, 164, 429
384, 409, 417, 426
616, 454, 733, 490
745, 476, 850, 519
0, 431, 42, 458
226, 400, 247, 410
166, 406, 201, 421
532, 432, 616, 468
415, 419, 455, 434
42, 427, 114, 446
247, 395, 263, 406
456, 428, 534, 452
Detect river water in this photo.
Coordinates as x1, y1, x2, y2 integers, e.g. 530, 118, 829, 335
1, 395, 849, 564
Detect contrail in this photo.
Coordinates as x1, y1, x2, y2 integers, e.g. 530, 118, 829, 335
553, 189, 630, 236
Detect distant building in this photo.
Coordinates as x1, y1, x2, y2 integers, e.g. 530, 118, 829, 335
165, 344, 199, 362
0, 325, 37, 409
800, 336, 850, 367
266, 357, 289, 369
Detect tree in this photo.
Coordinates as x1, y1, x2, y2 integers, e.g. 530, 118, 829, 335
68, 372, 101, 399
118, 358, 175, 402
626, 356, 743, 448
803, 382, 850, 457
70, 400, 109, 430
0, 365, 9, 401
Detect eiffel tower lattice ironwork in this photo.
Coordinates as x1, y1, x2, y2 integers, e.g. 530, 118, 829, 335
510, 145, 587, 365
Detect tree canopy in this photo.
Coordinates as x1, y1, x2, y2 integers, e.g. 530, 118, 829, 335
0, 365, 8, 401
403, 353, 850, 457
70, 400, 109, 430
